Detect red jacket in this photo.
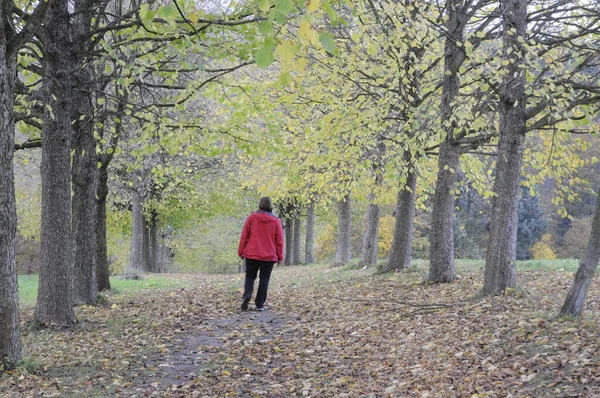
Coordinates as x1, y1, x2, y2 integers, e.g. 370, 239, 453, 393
238, 211, 284, 262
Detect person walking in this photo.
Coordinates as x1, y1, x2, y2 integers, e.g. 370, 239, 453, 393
238, 197, 284, 311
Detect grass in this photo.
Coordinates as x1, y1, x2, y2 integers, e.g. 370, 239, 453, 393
516, 258, 579, 272
18, 274, 197, 309
18, 275, 39, 308
17, 258, 580, 308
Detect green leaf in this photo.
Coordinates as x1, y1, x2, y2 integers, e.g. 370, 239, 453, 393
255, 46, 274, 68
277, 72, 292, 86
319, 32, 338, 55
274, 11, 287, 24
157, 5, 177, 20
264, 37, 277, 49
275, 0, 291, 15
259, 21, 273, 35
139, 4, 155, 26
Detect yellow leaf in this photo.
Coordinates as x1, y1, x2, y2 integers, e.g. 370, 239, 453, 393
189, 12, 200, 23
298, 20, 318, 46
296, 56, 307, 72
306, 0, 321, 13
275, 40, 297, 63
259, 0, 272, 13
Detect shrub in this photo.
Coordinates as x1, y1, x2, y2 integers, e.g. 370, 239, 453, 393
557, 216, 592, 259
454, 220, 484, 259
171, 216, 243, 274
378, 215, 395, 258
315, 223, 336, 262
529, 233, 556, 259
516, 187, 548, 260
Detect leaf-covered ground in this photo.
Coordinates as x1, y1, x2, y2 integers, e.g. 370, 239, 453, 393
2, 263, 600, 397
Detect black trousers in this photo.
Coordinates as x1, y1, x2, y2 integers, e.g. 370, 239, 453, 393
243, 259, 275, 308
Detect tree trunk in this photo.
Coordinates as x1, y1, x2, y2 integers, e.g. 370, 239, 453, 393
0, 25, 21, 368
149, 210, 159, 273
429, 140, 460, 283
386, 166, 417, 272
359, 200, 380, 268
334, 194, 352, 266
71, 0, 99, 306
126, 192, 144, 279
293, 216, 302, 264
71, 69, 97, 305
483, 0, 527, 295
305, 203, 315, 264
560, 189, 600, 316
142, 214, 151, 272
284, 215, 293, 266
159, 239, 172, 273
95, 166, 111, 291
427, 0, 466, 284
35, 0, 77, 326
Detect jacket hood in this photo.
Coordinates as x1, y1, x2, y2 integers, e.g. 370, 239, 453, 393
253, 210, 280, 223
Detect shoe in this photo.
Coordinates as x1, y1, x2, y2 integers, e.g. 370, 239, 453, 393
256, 307, 265, 311
241, 295, 250, 311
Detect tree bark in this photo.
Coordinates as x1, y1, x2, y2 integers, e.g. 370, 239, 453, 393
70, 0, 99, 304
429, 141, 460, 283
483, 0, 527, 295
0, 18, 21, 368
428, 0, 467, 284
292, 216, 302, 264
305, 203, 315, 264
95, 166, 111, 291
359, 200, 380, 268
71, 67, 97, 305
35, 0, 77, 326
126, 191, 144, 279
284, 215, 294, 266
334, 194, 352, 266
560, 189, 600, 316
142, 214, 152, 272
149, 210, 159, 273
386, 166, 417, 272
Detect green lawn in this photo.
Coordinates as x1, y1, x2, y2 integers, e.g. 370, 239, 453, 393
18, 274, 197, 308
17, 258, 580, 308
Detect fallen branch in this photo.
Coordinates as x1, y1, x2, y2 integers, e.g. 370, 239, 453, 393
325, 295, 458, 309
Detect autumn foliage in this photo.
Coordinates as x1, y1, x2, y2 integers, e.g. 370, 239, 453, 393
2, 265, 599, 396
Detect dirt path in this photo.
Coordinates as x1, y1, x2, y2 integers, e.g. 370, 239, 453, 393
138, 310, 293, 394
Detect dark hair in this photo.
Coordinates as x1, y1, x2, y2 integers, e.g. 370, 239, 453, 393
258, 197, 273, 212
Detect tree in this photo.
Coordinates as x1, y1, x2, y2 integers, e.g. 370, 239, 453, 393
0, 0, 48, 368
359, 194, 381, 268
385, 164, 418, 271
292, 214, 302, 264
34, 0, 77, 326
483, 0, 600, 294
483, 0, 529, 294
428, 0, 498, 283
334, 194, 351, 267
305, 202, 315, 263
359, 139, 385, 268
126, 191, 145, 279
560, 188, 600, 316
228, 1, 442, 273
71, 0, 102, 304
